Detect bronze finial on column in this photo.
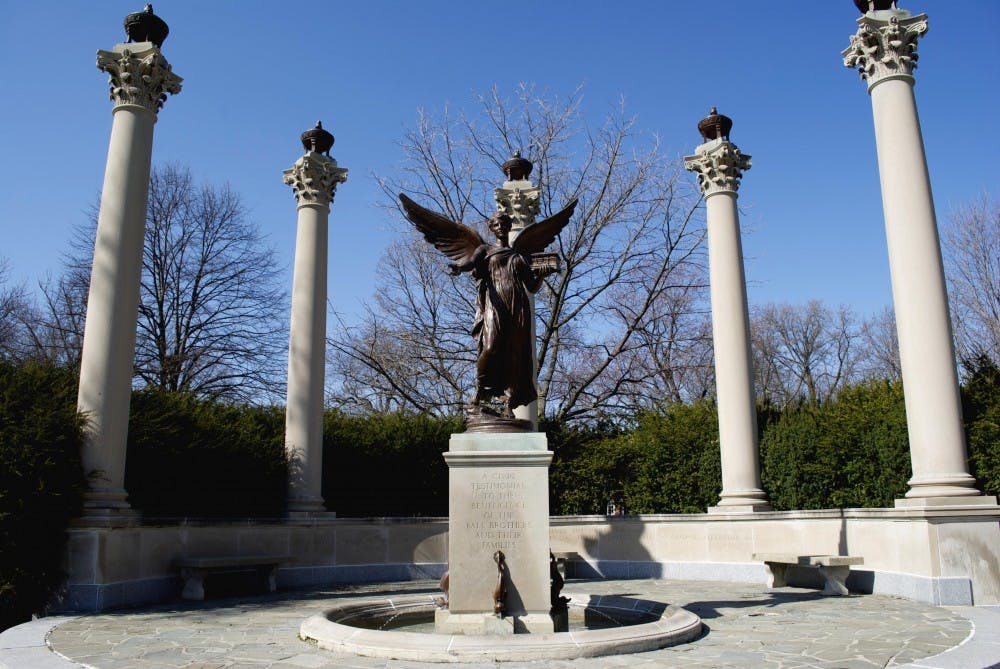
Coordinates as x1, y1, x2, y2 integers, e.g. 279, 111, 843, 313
123, 5, 169, 48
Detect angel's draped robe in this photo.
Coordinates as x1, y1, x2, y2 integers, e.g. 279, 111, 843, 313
471, 244, 537, 410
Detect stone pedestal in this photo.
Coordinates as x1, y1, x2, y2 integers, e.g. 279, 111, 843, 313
843, 8, 992, 505
438, 432, 553, 634
77, 41, 181, 516
282, 127, 348, 514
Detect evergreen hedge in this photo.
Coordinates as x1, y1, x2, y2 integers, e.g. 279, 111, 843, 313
125, 391, 286, 517
760, 381, 911, 509
323, 411, 462, 516
0, 360, 84, 631
547, 418, 627, 515
963, 356, 1000, 498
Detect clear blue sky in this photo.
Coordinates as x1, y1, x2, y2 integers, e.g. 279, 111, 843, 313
1, 1, 997, 323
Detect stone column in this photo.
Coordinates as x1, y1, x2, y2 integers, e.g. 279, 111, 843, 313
77, 8, 181, 516
684, 110, 770, 512
282, 122, 348, 514
844, 4, 992, 505
494, 153, 542, 429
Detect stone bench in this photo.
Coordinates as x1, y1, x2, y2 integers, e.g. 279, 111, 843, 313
752, 553, 864, 596
551, 551, 582, 580
174, 555, 292, 600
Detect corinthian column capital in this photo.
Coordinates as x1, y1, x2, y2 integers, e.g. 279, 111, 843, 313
843, 11, 928, 90
684, 140, 751, 197
96, 43, 182, 115
493, 152, 541, 233
283, 153, 349, 208
495, 183, 540, 228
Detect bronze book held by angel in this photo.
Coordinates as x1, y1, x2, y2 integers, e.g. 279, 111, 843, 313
399, 194, 578, 426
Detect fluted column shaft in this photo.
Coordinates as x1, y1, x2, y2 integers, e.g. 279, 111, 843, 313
844, 9, 988, 504
283, 150, 347, 513
686, 137, 770, 511
77, 42, 181, 514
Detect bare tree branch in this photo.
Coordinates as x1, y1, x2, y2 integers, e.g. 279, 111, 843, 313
943, 193, 1000, 367
330, 85, 710, 422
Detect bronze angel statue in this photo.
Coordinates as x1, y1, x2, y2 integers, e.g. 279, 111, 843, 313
399, 193, 577, 425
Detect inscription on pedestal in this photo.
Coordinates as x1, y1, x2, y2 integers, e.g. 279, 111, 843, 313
469, 472, 528, 552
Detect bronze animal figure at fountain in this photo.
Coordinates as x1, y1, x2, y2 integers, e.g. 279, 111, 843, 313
493, 550, 508, 616
550, 552, 569, 610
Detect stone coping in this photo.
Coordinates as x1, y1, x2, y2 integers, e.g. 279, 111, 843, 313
300, 590, 702, 662
66, 504, 1000, 531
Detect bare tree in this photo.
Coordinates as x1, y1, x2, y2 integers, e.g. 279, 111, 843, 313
329, 85, 707, 421
46, 165, 287, 402
751, 300, 860, 406
859, 306, 900, 381
0, 259, 36, 361
943, 194, 1000, 366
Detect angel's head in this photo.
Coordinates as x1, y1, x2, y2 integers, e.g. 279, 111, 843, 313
488, 212, 513, 245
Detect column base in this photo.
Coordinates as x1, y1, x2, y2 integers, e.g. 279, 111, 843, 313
286, 509, 337, 521
78, 488, 139, 525
286, 496, 327, 514
708, 502, 772, 514
711, 490, 771, 513
903, 474, 985, 501
76, 493, 140, 528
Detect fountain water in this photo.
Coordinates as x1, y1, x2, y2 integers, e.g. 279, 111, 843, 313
300, 591, 702, 662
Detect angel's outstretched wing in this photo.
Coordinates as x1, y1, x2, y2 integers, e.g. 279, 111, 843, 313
399, 194, 486, 265
510, 198, 578, 255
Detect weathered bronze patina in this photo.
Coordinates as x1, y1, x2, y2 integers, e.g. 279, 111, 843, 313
399, 192, 576, 430
502, 151, 533, 181
853, 0, 898, 13
549, 552, 568, 610
124, 5, 169, 48
493, 550, 508, 616
301, 121, 335, 156
697, 107, 733, 142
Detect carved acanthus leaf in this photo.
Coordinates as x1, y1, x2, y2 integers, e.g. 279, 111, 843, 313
495, 183, 540, 230
843, 13, 928, 87
684, 142, 751, 196
96, 45, 182, 114
283, 153, 349, 207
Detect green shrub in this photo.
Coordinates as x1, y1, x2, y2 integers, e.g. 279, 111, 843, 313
761, 380, 910, 509
623, 401, 721, 513
0, 360, 84, 630
547, 419, 630, 515
323, 411, 462, 516
962, 356, 1000, 497
125, 391, 286, 517
548, 403, 721, 514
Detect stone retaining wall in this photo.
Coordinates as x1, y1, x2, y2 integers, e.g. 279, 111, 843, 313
58, 507, 1000, 612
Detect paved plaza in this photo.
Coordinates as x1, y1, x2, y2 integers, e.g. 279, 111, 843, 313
3, 578, 999, 669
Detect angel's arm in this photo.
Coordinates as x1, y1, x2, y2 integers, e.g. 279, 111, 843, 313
524, 269, 544, 293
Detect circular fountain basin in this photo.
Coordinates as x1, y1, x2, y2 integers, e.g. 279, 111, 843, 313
300, 591, 703, 663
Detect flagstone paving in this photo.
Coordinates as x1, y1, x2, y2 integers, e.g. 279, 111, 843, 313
27, 579, 996, 668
